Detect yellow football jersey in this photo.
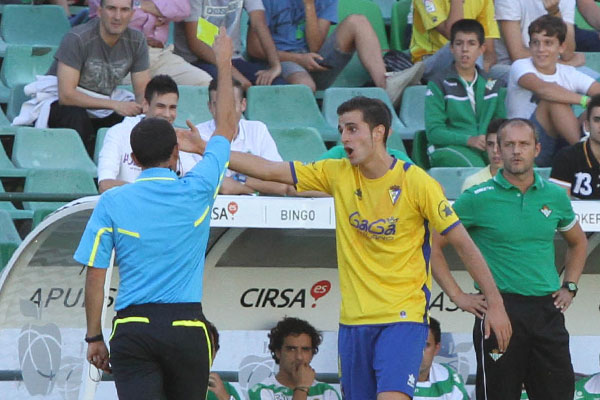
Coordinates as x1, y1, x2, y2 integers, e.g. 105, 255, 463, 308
291, 159, 460, 325
410, 0, 500, 62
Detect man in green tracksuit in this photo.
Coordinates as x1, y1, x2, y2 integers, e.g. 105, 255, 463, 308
425, 19, 506, 167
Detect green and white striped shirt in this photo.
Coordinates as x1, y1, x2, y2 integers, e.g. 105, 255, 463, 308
248, 376, 341, 400
413, 363, 469, 400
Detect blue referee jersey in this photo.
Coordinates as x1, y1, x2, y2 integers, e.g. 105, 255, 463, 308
74, 136, 230, 311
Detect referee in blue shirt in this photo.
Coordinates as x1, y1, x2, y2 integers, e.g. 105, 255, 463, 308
74, 28, 237, 400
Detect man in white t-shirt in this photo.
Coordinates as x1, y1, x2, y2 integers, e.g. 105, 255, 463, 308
506, 15, 600, 166
188, 78, 289, 195
97, 75, 198, 193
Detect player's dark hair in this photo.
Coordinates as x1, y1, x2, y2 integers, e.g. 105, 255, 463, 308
450, 19, 485, 45
208, 78, 245, 100
130, 117, 177, 168
497, 118, 539, 145
337, 96, 392, 144
268, 317, 322, 364
528, 15, 567, 44
429, 317, 441, 344
205, 320, 220, 354
144, 74, 179, 104
587, 94, 600, 120
486, 118, 507, 138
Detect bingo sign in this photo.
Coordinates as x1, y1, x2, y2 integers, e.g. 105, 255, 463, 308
310, 280, 331, 308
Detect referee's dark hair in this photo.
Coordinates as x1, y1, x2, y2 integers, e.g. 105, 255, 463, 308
268, 317, 322, 364
587, 94, 600, 120
131, 117, 177, 168
337, 96, 392, 144
429, 317, 441, 344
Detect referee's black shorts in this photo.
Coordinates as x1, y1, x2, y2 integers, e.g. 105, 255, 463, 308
473, 293, 574, 400
109, 302, 211, 400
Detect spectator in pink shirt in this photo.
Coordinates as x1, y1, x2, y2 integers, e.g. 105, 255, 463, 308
90, 0, 212, 86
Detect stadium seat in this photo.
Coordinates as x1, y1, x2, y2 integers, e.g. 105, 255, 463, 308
94, 127, 109, 165
390, 0, 412, 51
12, 127, 97, 177
321, 87, 405, 137
584, 51, 600, 74
331, 0, 390, 88
397, 85, 427, 139
7, 83, 28, 122
23, 168, 97, 227
0, 5, 70, 47
411, 130, 430, 169
0, 179, 33, 220
174, 85, 213, 127
385, 130, 408, 154
428, 167, 481, 200
0, 45, 57, 88
371, 0, 396, 24
0, 209, 21, 271
535, 167, 551, 180
0, 141, 27, 177
246, 85, 339, 141
269, 127, 327, 163
0, 107, 12, 127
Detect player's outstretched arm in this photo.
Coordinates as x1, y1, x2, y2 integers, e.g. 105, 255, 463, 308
442, 224, 512, 352
431, 230, 487, 319
176, 123, 294, 185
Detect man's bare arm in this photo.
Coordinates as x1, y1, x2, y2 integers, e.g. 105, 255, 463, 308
577, 0, 600, 30
500, 20, 530, 61
212, 28, 237, 142
433, 0, 463, 39
248, 10, 282, 85
57, 62, 142, 116
98, 179, 128, 193
553, 222, 587, 312
131, 69, 151, 104
443, 224, 512, 351
519, 74, 586, 104
303, 0, 330, 52
85, 266, 111, 373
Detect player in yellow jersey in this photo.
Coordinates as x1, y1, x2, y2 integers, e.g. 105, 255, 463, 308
176, 96, 511, 400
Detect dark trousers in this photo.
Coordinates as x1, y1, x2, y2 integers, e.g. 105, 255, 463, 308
474, 293, 574, 400
194, 58, 288, 85
109, 303, 211, 400
48, 100, 124, 157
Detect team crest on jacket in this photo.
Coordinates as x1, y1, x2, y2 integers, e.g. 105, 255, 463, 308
540, 205, 552, 218
389, 185, 401, 205
485, 79, 497, 90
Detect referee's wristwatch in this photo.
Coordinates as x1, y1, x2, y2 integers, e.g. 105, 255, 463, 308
562, 281, 578, 297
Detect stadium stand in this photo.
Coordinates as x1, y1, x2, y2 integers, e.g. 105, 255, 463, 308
269, 127, 327, 163
410, 130, 430, 170
245, 85, 338, 142
7, 83, 28, 122
0, 140, 26, 177
0, 5, 70, 48
397, 85, 427, 139
94, 127, 108, 165
371, 0, 396, 24
0, 45, 57, 88
428, 167, 481, 200
23, 168, 97, 227
389, 0, 412, 51
0, 179, 33, 220
0, 209, 21, 271
11, 127, 97, 177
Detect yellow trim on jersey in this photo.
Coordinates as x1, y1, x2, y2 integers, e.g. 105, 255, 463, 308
213, 162, 229, 199
135, 177, 176, 182
88, 227, 113, 266
117, 228, 140, 238
194, 206, 210, 227
172, 320, 213, 366
109, 316, 150, 341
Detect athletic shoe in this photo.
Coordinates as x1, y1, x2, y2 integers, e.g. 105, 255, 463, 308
385, 62, 425, 108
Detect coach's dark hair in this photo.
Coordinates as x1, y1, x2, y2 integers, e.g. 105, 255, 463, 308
268, 317, 322, 364
429, 317, 441, 344
450, 19, 485, 45
529, 14, 567, 44
144, 74, 179, 103
497, 118, 539, 145
587, 95, 600, 120
130, 117, 177, 168
337, 96, 392, 143
208, 78, 244, 100
205, 320, 220, 354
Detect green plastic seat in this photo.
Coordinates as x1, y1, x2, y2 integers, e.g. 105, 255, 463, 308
7, 83, 28, 122
269, 127, 327, 163
174, 85, 212, 127
390, 0, 412, 51
322, 87, 405, 137
535, 167, 551, 180
0, 5, 70, 47
0, 209, 21, 271
428, 167, 481, 200
411, 130, 430, 170
246, 85, 339, 141
0, 179, 33, 220
1, 45, 57, 88
397, 85, 427, 140
583, 51, 600, 74
94, 127, 109, 165
371, 0, 396, 24
12, 127, 98, 177
0, 141, 27, 177
24, 168, 97, 227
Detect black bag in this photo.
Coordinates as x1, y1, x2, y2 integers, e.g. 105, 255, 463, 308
383, 50, 414, 72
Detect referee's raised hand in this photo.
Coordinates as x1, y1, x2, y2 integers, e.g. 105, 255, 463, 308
213, 26, 233, 67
